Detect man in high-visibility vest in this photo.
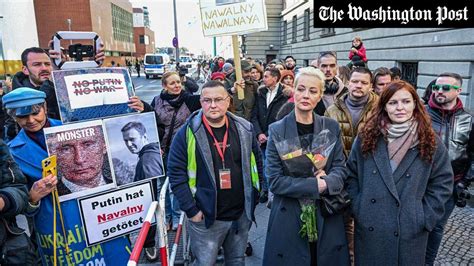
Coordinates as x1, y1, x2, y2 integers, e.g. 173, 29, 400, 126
168, 80, 263, 265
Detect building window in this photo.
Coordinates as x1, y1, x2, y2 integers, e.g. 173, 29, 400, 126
303, 59, 309, 67
292, 15, 297, 43
400, 62, 418, 87
283, 21, 287, 44
112, 4, 133, 43
139, 35, 149, 44
303, 9, 310, 40
320, 28, 335, 37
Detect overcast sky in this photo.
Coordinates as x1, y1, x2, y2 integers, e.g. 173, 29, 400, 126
130, 0, 213, 56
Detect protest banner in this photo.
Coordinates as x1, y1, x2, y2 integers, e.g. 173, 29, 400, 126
44, 120, 116, 202
103, 112, 165, 186
78, 182, 155, 246
52, 67, 136, 123
199, 0, 268, 99
199, 0, 268, 37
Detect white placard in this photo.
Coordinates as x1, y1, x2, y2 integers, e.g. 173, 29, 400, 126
63, 73, 130, 109
79, 182, 155, 246
199, 0, 268, 37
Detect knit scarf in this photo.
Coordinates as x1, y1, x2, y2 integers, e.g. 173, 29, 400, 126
160, 90, 187, 108
383, 119, 419, 171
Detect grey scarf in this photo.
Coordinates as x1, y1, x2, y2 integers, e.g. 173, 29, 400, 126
385, 119, 419, 171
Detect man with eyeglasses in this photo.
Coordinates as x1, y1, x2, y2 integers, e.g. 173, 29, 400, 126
168, 80, 263, 265
425, 72, 473, 265
251, 68, 289, 204
284, 55, 299, 73
316, 51, 348, 115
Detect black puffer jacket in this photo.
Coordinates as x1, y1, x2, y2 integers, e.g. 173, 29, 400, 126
11, 72, 60, 119
0, 139, 29, 246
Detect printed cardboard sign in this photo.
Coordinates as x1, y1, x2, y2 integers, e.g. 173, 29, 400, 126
52, 68, 136, 123
44, 120, 116, 202
199, 0, 268, 37
103, 112, 165, 186
78, 182, 155, 246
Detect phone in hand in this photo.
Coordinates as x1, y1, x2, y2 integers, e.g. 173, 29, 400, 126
41, 155, 57, 178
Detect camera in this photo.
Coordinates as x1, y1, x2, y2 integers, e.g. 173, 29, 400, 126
51, 31, 102, 69
455, 182, 471, 208
178, 65, 188, 77
68, 43, 94, 61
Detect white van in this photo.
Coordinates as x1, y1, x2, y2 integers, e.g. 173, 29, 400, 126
144, 53, 170, 79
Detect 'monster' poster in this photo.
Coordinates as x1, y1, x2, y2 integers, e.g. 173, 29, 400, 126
44, 120, 116, 201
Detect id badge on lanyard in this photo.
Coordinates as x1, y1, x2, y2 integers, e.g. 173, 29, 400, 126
203, 114, 232, 190
219, 168, 232, 189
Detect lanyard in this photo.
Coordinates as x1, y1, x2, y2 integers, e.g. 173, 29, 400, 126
202, 114, 229, 167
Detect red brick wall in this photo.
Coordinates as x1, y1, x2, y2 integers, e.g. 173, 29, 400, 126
34, 0, 93, 49
133, 27, 155, 58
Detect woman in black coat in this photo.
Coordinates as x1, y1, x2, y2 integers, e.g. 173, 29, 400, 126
263, 67, 350, 265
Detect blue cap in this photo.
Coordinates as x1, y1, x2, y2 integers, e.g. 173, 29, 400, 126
3, 87, 46, 116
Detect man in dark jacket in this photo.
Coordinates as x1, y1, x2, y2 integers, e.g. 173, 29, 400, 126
121, 121, 164, 181
251, 68, 288, 202
168, 80, 263, 265
0, 139, 33, 264
5, 48, 60, 141
316, 51, 347, 115
425, 72, 474, 265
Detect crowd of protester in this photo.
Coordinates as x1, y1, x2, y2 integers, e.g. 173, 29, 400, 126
0, 35, 472, 266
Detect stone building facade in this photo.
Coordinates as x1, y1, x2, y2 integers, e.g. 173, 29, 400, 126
244, 0, 474, 107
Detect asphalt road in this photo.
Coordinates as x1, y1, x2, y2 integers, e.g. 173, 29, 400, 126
132, 74, 163, 105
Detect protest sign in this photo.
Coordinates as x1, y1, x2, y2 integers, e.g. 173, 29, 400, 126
78, 182, 155, 246
52, 67, 136, 123
103, 112, 165, 186
44, 120, 116, 202
199, 0, 268, 37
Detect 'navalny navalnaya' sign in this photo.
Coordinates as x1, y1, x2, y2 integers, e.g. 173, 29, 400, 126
199, 0, 268, 37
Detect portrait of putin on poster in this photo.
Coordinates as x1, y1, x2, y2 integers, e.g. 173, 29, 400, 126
45, 121, 115, 201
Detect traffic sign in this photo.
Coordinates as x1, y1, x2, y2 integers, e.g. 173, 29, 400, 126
172, 37, 178, 48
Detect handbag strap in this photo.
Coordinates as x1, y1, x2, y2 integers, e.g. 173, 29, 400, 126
164, 107, 179, 155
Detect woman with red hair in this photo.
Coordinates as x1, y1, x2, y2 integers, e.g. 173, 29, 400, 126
346, 81, 453, 265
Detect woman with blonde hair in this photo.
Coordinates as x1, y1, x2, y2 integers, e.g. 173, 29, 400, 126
151, 71, 201, 228
264, 67, 350, 265
346, 81, 453, 265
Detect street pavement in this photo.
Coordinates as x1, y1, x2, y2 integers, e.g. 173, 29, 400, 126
132, 74, 163, 105
133, 76, 473, 265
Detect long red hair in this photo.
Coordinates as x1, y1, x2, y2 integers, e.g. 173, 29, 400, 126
360, 81, 436, 162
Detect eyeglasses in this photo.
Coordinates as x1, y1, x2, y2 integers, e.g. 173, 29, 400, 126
432, 84, 460, 92
200, 96, 229, 105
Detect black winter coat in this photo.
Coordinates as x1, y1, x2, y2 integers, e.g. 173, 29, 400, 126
0, 139, 29, 247
251, 84, 289, 138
